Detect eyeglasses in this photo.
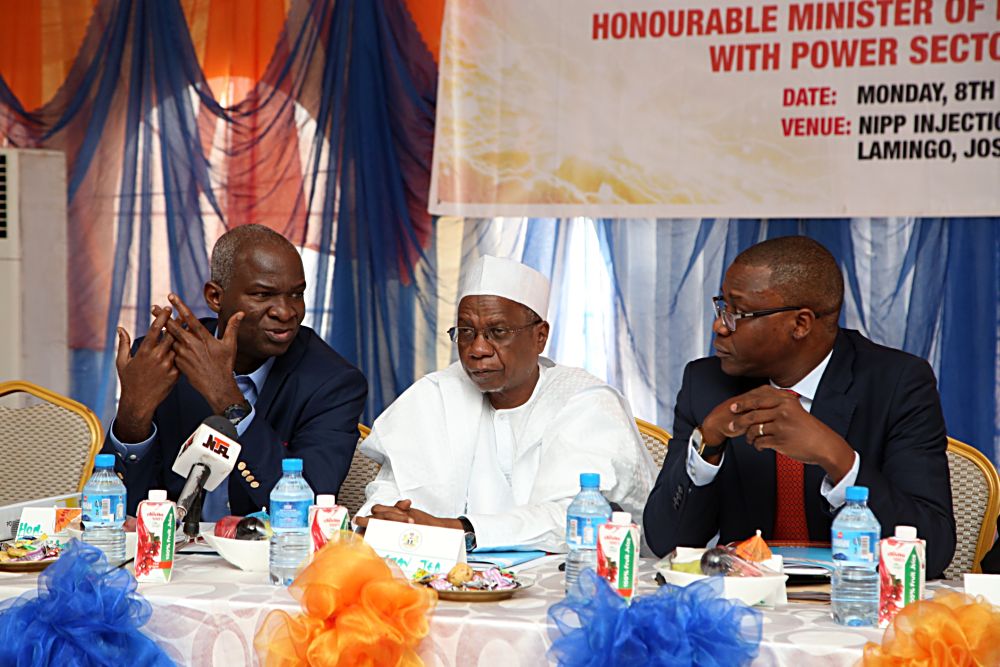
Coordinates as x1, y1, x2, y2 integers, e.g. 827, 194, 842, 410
447, 320, 541, 345
712, 296, 804, 331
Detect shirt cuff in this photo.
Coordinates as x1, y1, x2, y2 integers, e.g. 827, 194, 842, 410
108, 419, 158, 462
686, 435, 725, 486
820, 451, 861, 509
234, 405, 256, 438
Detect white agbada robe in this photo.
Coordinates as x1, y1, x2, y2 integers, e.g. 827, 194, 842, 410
358, 357, 657, 552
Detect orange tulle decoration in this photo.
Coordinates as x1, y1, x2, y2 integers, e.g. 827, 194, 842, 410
254, 532, 437, 667
862, 590, 1000, 666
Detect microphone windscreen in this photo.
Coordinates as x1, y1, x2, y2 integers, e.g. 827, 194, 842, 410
203, 414, 238, 440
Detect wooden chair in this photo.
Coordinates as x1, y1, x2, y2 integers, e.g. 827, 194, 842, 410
338, 424, 379, 517
635, 417, 670, 469
943, 436, 1000, 579
0, 380, 102, 505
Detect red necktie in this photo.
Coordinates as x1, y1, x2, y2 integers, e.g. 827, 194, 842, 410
773, 390, 809, 542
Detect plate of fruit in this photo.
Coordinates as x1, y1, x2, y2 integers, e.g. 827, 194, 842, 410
415, 563, 533, 602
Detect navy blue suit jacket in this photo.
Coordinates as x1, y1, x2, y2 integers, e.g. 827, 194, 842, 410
643, 329, 956, 579
102, 320, 367, 516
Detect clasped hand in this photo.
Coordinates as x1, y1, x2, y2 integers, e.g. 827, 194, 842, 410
702, 385, 854, 481
355, 500, 463, 531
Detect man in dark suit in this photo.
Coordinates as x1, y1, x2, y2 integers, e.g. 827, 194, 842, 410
643, 236, 956, 578
103, 225, 367, 517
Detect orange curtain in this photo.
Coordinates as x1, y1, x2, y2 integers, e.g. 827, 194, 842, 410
0, 0, 442, 112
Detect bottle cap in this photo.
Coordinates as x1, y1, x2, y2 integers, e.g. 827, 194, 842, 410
282, 458, 303, 473
845, 486, 869, 502
579, 472, 600, 488
895, 525, 918, 540
94, 453, 115, 468
611, 511, 632, 525
148, 490, 167, 502
315, 494, 336, 507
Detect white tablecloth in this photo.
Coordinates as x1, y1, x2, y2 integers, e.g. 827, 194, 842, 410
0, 554, 932, 666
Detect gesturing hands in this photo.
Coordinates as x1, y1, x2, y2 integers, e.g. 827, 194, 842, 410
163, 293, 245, 414
114, 295, 247, 443
702, 385, 856, 483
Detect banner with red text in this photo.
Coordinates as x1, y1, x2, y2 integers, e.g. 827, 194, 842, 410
429, 0, 1000, 217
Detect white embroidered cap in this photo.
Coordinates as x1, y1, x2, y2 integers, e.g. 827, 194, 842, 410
458, 255, 550, 319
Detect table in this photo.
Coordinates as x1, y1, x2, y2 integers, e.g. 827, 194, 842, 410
0, 554, 913, 666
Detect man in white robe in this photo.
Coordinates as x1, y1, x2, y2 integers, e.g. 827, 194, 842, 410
355, 256, 656, 552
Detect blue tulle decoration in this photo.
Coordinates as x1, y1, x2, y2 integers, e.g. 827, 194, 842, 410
549, 570, 763, 666
0, 539, 174, 666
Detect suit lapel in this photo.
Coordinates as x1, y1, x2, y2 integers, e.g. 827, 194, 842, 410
805, 330, 857, 535
810, 330, 856, 440
255, 328, 308, 414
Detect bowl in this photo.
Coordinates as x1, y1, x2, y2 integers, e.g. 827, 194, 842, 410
201, 533, 269, 572
655, 558, 787, 606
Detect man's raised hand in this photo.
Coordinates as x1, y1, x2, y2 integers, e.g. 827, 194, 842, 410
112, 306, 179, 443
163, 293, 245, 415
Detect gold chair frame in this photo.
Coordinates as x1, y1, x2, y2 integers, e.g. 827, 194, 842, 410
947, 436, 1000, 575
0, 380, 103, 493
635, 417, 671, 468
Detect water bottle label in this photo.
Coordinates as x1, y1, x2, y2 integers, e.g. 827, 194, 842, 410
566, 515, 605, 548
832, 528, 879, 567
272, 499, 311, 529
81, 493, 125, 525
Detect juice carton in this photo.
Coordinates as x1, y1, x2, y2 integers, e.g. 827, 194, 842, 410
308, 494, 350, 554
878, 525, 925, 628
597, 511, 640, 600
134, 490, 176, 583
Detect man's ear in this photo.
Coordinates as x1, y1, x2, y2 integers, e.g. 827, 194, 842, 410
535, 321, 550, 353
791, 309, 815, 340
204, 281, 223, 314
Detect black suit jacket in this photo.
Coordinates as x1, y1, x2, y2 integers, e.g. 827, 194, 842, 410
102, 320, 367, 516
980, 522, 1000, 573
643, 328, 956, 579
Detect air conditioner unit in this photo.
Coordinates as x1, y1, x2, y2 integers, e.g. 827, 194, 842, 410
0, 149, 68, 395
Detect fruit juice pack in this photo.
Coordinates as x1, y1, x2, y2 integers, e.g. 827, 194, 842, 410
134, 490, 176, 583
308, 494, 350, 554
596, 511, 640, 600
878, 525, 925, 628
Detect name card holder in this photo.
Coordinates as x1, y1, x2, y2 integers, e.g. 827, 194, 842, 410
363, 518, 465, 579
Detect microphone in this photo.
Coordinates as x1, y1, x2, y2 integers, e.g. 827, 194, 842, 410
172, 415, 241, 532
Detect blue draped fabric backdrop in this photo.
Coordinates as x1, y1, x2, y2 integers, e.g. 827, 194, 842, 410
458, 218, 999, 463
1, 2, 996, 465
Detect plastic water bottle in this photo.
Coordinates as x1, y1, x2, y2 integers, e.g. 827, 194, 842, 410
565, 472, 612, 592
269, 458, 314, 586
831, 485, 881, 626
80, 453, 127, 565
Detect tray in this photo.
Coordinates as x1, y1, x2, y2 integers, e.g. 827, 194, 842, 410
0, 557, 57, 573
420, 575, 533, 602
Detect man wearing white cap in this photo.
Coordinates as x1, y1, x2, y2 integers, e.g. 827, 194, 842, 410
354, 256, 656, 552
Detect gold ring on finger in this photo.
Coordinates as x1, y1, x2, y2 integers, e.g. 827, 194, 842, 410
758, 423, 765, 437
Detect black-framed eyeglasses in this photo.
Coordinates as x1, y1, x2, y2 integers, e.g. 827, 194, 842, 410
447, 320, 542, 345
712, 296, 803, 331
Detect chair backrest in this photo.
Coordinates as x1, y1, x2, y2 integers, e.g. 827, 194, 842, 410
943, 437, 1000, 578
0, 380, 102, 506
635, 418, 670, 469
338, 423, 379, 517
